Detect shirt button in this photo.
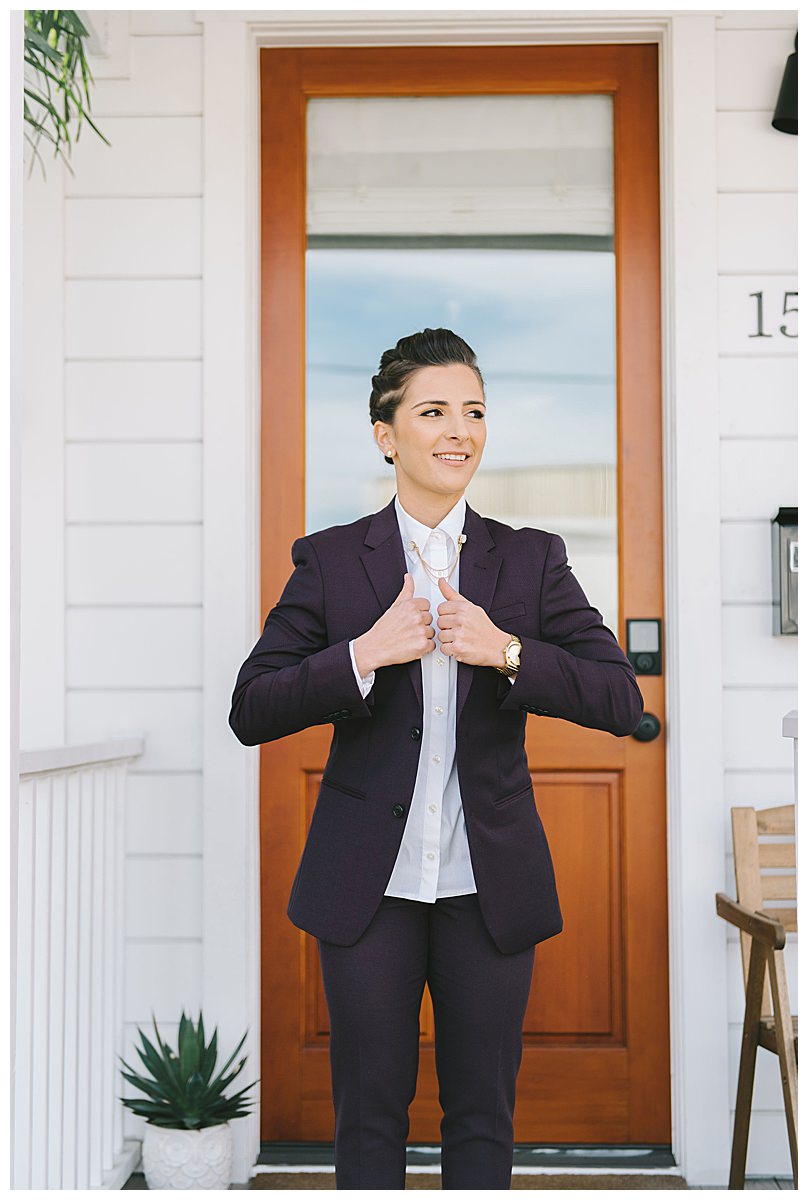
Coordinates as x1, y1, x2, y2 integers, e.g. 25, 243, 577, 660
426, 852, 435, 860
429, 804, 437, 813
432, 755, 441, 764
434, 705, 444, 714
437, 657, 445, 666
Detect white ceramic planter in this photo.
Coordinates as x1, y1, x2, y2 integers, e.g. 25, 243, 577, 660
142, 1122, 233, 1189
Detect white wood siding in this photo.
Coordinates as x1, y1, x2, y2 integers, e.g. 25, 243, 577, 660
715, 9, 798, 1177
53, 13, 203, 1144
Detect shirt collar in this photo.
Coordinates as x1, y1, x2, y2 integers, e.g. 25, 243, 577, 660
394, 492, 467, 561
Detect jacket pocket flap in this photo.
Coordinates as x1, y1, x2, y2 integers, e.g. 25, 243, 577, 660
489, 600, 527, 623
492, 781, 534, 808
320, 773, 366, 801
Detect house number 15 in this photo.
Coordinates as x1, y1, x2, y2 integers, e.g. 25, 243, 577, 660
749, 291, 798, 339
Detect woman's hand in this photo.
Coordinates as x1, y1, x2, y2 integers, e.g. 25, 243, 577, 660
435, 575, 510, 668
353, 573, 435, 674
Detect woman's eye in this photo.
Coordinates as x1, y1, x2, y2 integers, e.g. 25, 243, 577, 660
421, 409, 485, 418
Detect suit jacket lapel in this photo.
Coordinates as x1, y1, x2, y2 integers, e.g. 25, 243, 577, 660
360, 496, 503, 720
360, 497, 418, 701
455, 503, 503, 721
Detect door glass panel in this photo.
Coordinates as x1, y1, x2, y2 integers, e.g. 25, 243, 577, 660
305, 95, 617, 631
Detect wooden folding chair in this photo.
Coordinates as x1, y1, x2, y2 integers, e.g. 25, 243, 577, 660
716, 803, 797, 1189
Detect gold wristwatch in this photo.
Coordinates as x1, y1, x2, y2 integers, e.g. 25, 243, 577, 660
495, 635, 522, 678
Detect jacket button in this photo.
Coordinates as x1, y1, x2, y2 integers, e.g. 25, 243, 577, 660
392, 804, 405, 817
410, 726, 421, 740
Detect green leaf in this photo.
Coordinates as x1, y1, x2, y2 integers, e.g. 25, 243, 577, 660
178, 1015, 201, 1084
209, 1028, 249, 1084
24, 26, 63, 64
201, 1027, 218, 1085
23, 10, 110, 175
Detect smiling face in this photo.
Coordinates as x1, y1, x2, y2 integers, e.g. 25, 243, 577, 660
373, 363, 487, 512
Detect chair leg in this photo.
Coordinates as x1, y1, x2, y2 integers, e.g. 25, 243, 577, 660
729, 937, 767, 1189
767, 947, 798, 1187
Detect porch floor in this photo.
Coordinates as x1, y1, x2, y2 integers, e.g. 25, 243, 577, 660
120, 1137, 792, 1185
121, 1139, 793, 1190
123, 1169, 793, 1188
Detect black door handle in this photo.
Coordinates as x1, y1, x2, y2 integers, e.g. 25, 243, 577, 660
632, 712, 662, 742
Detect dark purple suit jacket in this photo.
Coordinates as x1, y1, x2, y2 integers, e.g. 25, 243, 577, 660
229, 497, 644, 954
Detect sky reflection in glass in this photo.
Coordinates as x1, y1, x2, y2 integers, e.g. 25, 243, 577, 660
305, 246, 616, 535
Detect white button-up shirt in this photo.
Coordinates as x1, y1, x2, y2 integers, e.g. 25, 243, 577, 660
347, 492, 514, 903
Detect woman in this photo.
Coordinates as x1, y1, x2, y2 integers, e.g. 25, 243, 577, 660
229, 327, 644, 1190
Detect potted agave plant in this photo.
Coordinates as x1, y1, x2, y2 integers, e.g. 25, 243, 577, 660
118, 1010, 259, 1190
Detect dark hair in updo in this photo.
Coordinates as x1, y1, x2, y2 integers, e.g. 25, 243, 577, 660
369, 327, 486, 465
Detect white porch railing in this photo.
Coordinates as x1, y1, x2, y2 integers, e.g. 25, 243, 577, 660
13, 738, 144, 1189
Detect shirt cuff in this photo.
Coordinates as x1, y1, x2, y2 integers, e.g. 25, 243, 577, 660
348, 638, 376, 698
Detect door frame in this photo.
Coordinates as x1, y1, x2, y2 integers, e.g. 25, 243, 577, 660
198, 11, 728, 1187
261, 38, 667, 1149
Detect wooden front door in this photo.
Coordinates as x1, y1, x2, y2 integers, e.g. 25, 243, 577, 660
259, 45, 667, 1147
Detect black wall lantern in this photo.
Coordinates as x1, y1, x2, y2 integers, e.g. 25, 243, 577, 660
772, 33, 798, 134
771, 507, 798, 635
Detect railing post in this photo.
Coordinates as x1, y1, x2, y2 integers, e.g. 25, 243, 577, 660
782, 709, 797, 845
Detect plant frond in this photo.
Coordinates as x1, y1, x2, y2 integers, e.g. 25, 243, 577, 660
23, 9, 109, 177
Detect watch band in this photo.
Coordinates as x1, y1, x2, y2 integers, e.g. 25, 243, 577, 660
495, 635, 521, 677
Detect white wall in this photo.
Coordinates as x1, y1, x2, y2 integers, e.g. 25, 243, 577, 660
19, 6, 797, 1181
22, 9, 207, 1146
714, 8, 798, 1177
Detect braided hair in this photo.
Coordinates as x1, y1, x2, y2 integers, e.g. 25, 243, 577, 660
369, 328, 485, 465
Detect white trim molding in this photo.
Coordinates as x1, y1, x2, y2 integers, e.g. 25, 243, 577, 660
18, 737, 145, 778
198, 10, 727, 1186
11, 10, 24, 1189
201, 16, 263, 1186
195, 9, 720, 44
658, 15, 729, 1188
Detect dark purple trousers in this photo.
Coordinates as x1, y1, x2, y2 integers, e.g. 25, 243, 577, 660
316, 891, 536, 1190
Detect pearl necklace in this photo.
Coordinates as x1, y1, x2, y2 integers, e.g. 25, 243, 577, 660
408, 533, 467, 583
